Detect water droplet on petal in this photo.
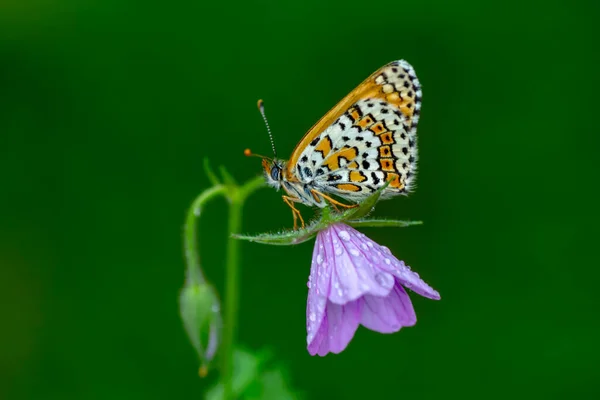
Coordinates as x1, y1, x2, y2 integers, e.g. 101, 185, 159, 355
337, 288, 343, 297
317, 254, 324, 264
335, 247, 343, 256
361, 243, 368, 250
382, 246, 392, 255
367, 241, 374, 248
375, 272, 393, 287
309, 312, 316, 322
349, 248, 360, 257
360, 282, 370, 291
384, 258, 391, 265
339, 230, 351, 241
307, 281, 312, 288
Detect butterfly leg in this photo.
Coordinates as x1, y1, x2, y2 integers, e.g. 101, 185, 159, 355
310, 189, 358, 212
282, 195, 305, 230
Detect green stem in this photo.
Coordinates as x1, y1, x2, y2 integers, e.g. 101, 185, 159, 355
184, 184, 227, 286
222, 201, 242, 400
221, 175, 265, 400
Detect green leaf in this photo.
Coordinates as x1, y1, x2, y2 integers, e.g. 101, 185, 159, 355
206, 348, 302, 400
246, 369, 301, 400
219, 165, 238, 187
232, 231, 316, 245
233, 179, 419, 247
205, 349, 265, 400
347, 219, 423, 228
342, 180, 390, 220
232, 218, 327, 245
203, 158, 220, 186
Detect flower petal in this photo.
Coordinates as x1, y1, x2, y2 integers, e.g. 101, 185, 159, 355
306, 230, 333, 346
346, 227, 440, 300
383, 258, 440, 300
326, 224, 395, 305
307, 299, 361, 356
360, 280, 416, 333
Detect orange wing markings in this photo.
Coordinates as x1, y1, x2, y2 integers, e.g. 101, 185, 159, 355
386, 173, 404, 189
285, 65, 387, 171
349, 171, 367, 183
336, 183, 361, 192
314, 136, 332, 158
286, 60, 420, 174
322, 146, 358, 171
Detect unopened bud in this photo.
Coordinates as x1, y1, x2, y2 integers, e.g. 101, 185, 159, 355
179, 275, 221, 371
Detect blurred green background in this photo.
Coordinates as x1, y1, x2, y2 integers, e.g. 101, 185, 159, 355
2, 0, 599, 399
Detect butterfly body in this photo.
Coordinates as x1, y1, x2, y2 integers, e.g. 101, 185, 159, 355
262, 60, 422, 228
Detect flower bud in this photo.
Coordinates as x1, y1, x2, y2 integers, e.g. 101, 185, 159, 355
179, 271, 221, 372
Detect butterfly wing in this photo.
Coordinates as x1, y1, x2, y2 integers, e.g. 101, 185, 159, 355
287, 60, 422, 201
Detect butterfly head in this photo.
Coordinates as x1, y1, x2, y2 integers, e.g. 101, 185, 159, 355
262, 158, 285, 190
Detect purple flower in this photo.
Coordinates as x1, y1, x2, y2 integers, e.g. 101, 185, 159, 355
306, 223, 440, 356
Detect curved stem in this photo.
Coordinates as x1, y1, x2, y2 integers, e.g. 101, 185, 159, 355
184, 184, 227, 286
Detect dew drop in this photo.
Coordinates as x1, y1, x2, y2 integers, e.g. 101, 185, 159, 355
367, 241, 374, 248
309, 312, 316, 322
349, 248, 360, 257
361, 243, 368, 250
384, 258, 391, 265
382, 246, 392, 255
307, 281, 312, 288
375, 272, 392, 287
335, 247, 343, 256
339, 230, 351, 241
337, 288, 343, 297
317, 254, 324, 264
360, 282, 370, 291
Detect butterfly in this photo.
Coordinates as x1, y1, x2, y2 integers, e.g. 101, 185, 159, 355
254, 60, 421, 229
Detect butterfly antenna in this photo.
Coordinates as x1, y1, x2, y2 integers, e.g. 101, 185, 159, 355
257, 99, 277, 158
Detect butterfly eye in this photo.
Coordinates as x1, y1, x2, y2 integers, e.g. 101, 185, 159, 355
270, 164, 281, 181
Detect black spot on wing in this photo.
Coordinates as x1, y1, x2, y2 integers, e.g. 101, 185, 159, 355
371, 172, 380, 184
